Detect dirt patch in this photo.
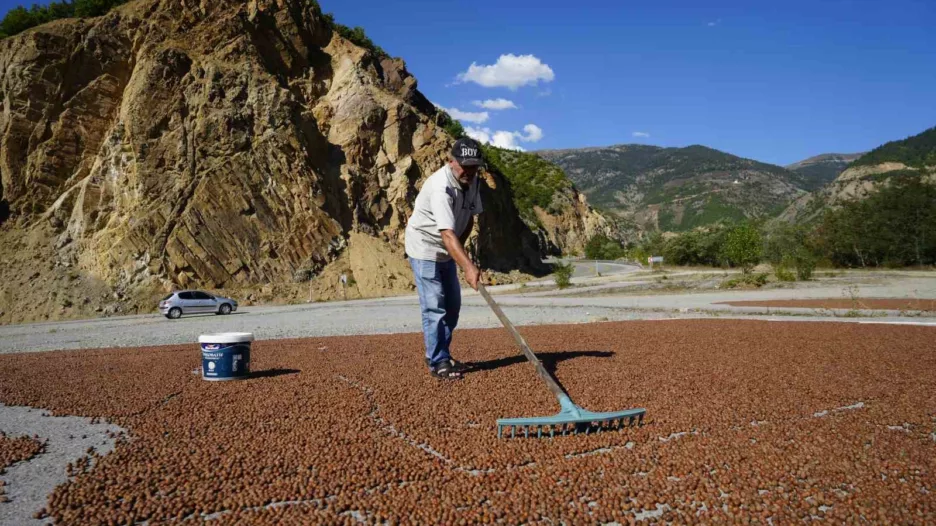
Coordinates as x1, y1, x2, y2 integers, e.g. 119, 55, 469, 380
0, 320, 934, 523
0, 433, 44, 503
717, 298, 936, 311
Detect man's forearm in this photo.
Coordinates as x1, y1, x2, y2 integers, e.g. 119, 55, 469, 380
441, 230, 475, 272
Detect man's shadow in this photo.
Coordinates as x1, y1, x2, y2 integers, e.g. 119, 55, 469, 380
463, 351, 613, 389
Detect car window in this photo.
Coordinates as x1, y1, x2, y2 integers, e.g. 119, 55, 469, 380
161, 293, 174, 301
194, 292, 214, 300
178, 292, 195, 300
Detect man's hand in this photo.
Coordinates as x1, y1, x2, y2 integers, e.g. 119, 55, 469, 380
465, 263, 482, 291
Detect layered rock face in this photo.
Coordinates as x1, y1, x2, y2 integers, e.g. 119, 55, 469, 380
0, 0, 598, 322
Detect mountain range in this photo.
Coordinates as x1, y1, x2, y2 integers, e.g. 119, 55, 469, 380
784, 153, 865, 190
538, 144, 814, 232
538, 127, 933, 234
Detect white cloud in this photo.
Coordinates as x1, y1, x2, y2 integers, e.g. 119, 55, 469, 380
437, 106, 489, 124
537, 89, 552, 97
456, 54, 555, 90
492, 131, 524, 150
632, 131, 650, 138
707, 19, 721, 27
465, 124, 544, 152
465, 126, 491, 144
472, 98, 518, 110
521, 124, 544, 142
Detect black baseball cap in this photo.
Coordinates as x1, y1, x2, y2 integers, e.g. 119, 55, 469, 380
452, 137, 484, 167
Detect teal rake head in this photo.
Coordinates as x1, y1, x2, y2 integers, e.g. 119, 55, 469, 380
477, 283, 647, 440
497, 394, 645, 439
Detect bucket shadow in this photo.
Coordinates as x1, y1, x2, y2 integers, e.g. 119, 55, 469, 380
249, 368, 300, 379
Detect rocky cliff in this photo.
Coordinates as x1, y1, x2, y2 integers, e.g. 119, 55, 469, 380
0, 0, 597, 324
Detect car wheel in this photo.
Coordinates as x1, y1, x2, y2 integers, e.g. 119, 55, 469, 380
218, 303, 232, 315
167, 307, 182, 320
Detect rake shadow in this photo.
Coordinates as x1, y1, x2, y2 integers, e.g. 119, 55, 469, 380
464, 350, 613, 391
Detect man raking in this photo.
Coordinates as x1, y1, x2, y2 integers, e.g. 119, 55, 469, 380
405, 138, 484, 380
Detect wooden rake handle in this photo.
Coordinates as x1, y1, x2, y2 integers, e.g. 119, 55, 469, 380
476, 283, 569, 402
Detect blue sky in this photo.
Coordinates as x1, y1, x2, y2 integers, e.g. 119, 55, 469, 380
3, 0, 934, 165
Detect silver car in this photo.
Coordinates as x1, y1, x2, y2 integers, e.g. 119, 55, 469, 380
158, 290, 238, 319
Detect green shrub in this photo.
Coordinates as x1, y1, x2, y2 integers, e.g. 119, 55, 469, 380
0, 1, 91, 39
0, 0, 129, 41
436, 110, 466, 139
792, 250, 816, 280
331, 22, 389, 58
584, 234, 625, 260
74, 0, 125, 18
720, 272, 768, 289
774, 260, 796, 282
552, 262, 574, 289
661, 225, 730, 267
721, 222, 762, 273
626, 245, 650, 265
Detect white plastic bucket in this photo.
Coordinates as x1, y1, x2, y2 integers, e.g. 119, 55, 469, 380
198, 332, 254, 381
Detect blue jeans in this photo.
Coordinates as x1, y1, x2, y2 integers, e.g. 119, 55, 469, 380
409, 257, 461, 368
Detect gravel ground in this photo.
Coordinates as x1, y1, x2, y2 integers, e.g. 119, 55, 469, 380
1, 276, 934, 354
1, 320, 934, 523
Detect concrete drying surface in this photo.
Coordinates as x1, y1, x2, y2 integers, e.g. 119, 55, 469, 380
0, 406, 124, 526
0, 433, 43, 504
0, 320, 934, 523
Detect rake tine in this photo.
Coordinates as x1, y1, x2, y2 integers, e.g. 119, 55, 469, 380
550, 426, 555, 438
511, 426, 515, 439
537, 426, 542, 438
498, 426, 503, 439
524, 426, 529, 438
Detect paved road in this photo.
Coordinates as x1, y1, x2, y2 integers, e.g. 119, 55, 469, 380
2, 275, 934, 354
542, 258, 641, 279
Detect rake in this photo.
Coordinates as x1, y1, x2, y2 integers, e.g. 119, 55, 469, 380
477, 283, 645, 439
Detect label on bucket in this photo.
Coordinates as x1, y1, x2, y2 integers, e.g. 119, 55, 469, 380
201, 342, 251, 380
